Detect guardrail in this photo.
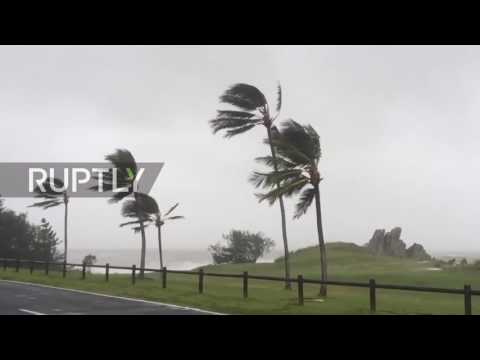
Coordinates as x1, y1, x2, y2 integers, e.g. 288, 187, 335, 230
0, 257, 478, 315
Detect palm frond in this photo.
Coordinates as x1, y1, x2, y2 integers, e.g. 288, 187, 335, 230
91, 149, 138, 201
28, 199, 62, 209
216, 110, 257, 119
119, 219, 151, 228
254, 155, 296, 170
219, 83, 267, 111
121, 199, 140, 219
165, 215, 185, 221
256, 178, 309, 205
135, 193, 159, 215
249, 169, 304, 189
294, 187, 315, 219
164, 203, 179, 217
271, 120, 320, 165
209, 117, 259, 135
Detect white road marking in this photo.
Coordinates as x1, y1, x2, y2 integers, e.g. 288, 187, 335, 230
18, 308, 46, 315
1, 280, 224, 315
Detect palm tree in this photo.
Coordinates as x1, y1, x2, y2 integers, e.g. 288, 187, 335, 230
119, 192, 158, 276
250, 120, 328, 296
121, 199, 184, 270
29, 177, 69, 263
153, 203, 184, 269
90, 149, 149, 277
209, 83, 293, 289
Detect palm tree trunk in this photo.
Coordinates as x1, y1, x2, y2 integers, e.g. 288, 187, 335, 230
63, 196, 68, 263
139, 220, 146, 279
157, 225, 164, 269
313, 185, 327, 297
266, 126, 291, 290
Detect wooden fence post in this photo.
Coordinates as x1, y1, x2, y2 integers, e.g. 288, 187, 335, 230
62, 261, 67, 278
243, 271, 248, 299
45, 261, 49, 275
30, 261, 34, 275
132, 265, 136, 285
105, 263, 109, 282
198, 268, 204, 294
369, 279, 377, 314
82, 262, 86, 280
298, 275, 304, 305
162, 267, 167, 289
15, 259, 20, 272
464, 284, 472, 315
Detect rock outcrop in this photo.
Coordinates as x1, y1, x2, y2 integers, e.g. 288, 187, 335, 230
406, 243, 431, 260
366, 227, 430, 260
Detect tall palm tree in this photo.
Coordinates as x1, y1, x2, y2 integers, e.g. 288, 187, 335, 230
153, 203, 184, 269
90, 149, 149, 277
119, 192, 158, 276
250, 120, 328, 296
209, 83, 292, 289
29, 177, 69, 262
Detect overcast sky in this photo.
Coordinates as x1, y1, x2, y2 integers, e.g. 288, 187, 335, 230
1, 45, 479, 253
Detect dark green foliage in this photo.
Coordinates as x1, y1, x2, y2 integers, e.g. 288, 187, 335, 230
251, 119, 322, 218
90, 148, 138, 203
208, 230, 274, 264
119, 193, 159, 230
33, 218, 63, 262
219, 83, 267, 111
209, 83, 283, 138
0, 203, 62, 261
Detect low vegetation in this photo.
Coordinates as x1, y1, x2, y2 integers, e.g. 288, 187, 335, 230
2, 242, 480, 315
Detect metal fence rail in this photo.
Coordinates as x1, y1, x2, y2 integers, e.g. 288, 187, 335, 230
0, 257, 477, 315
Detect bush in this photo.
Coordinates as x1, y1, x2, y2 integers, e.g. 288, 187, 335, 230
208, 230, 274, 265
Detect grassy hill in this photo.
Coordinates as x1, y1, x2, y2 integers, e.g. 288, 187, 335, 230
2, 242, 479, 314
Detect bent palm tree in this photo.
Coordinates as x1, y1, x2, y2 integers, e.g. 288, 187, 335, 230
119, 192, 159, 276
90, 149, 149, 277
250, 120, 328, 296
121, 199, 184, 270
210, 83, 292, 289
153, 203, 184, 269
29, 177, 69, 262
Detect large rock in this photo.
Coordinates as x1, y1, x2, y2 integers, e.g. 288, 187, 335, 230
366, 227, 430, 260
367, 229, 386, 254
367, 227, 406, 256
406, 243, 431, 260
383, 227, 406, 257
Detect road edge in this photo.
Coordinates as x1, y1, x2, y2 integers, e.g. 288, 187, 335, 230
0, 279, 225, 315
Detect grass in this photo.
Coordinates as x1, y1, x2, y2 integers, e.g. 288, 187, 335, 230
1, 242, 479, 314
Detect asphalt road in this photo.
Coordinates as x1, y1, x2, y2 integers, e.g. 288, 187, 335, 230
0, 280, 218, 315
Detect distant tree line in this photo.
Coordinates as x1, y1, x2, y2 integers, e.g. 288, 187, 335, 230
0, 196, 62, 262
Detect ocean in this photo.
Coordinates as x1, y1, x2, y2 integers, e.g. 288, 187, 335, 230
69, 248, 283, 273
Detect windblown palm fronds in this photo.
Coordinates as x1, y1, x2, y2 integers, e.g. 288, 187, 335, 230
250, 119, 328, 296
